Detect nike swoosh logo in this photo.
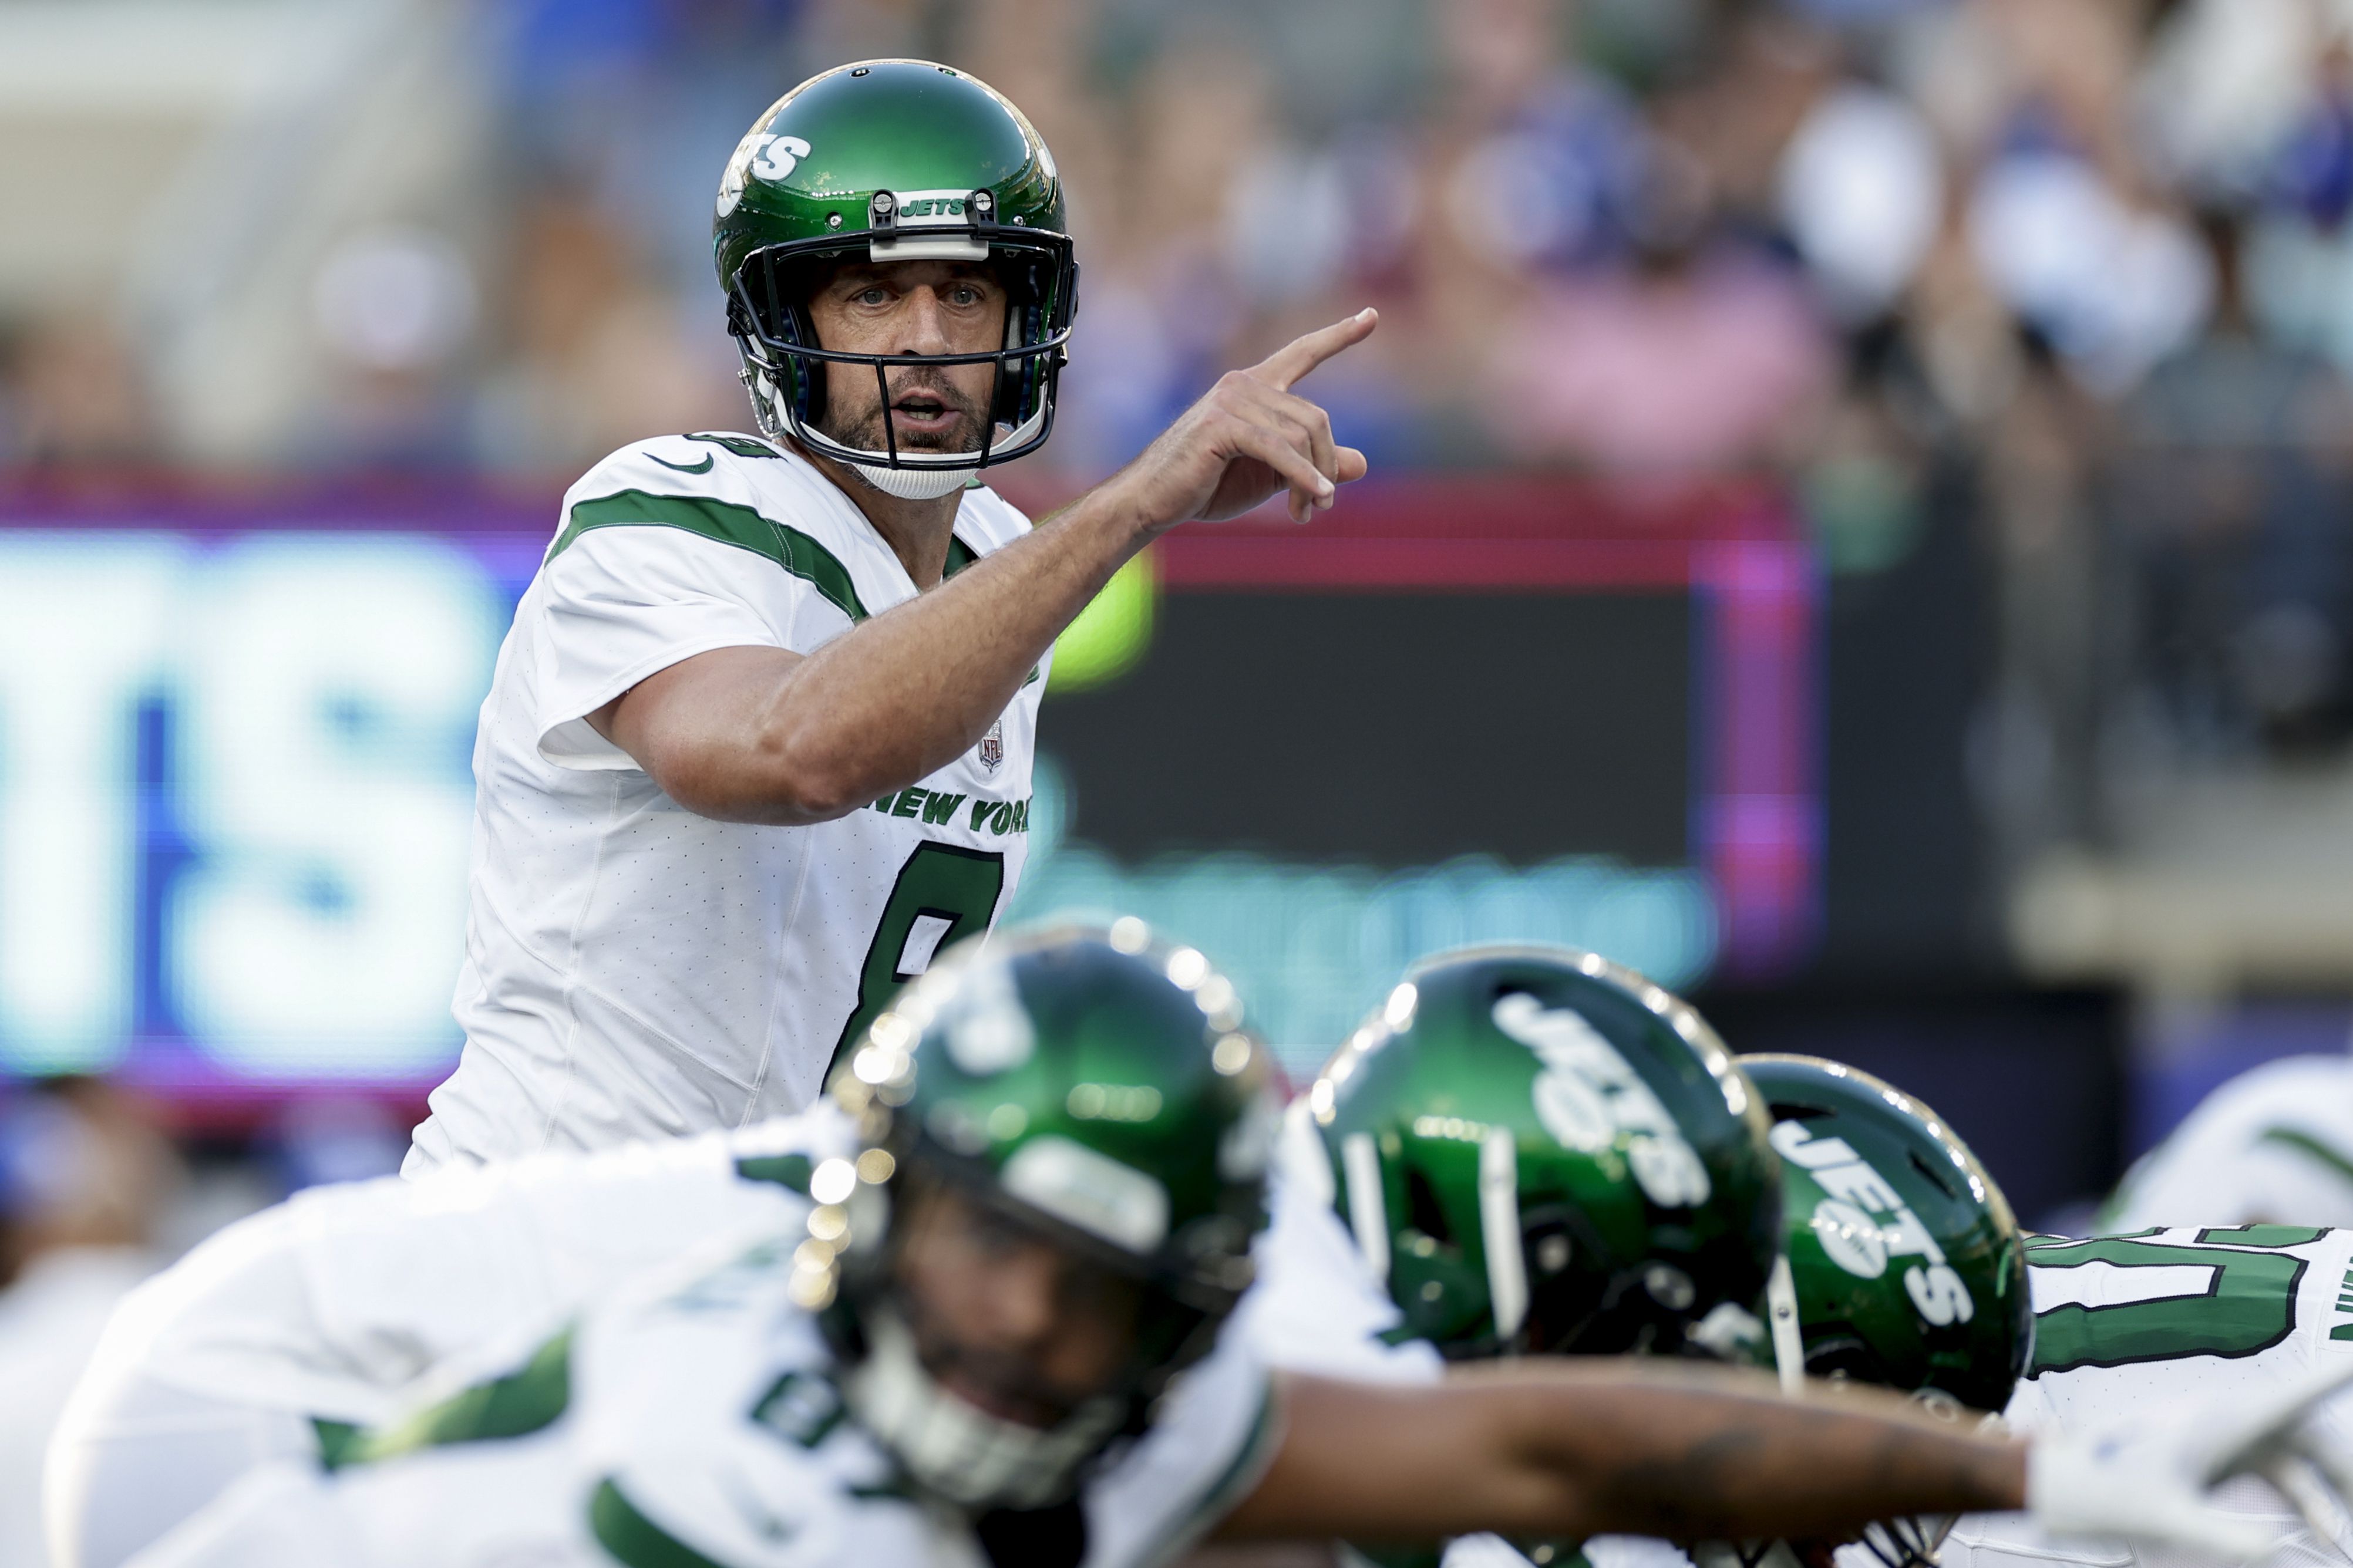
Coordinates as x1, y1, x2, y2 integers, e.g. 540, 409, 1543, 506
648, 453, 715, 474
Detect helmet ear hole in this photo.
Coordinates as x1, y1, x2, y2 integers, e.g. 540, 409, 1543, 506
1404, 1165, 1452, 1248
1906, 1148, 1958, 1201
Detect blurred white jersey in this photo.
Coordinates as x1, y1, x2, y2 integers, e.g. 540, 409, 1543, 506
1243, 1108, 1566, 1568
126, 1216, 1276, 1568
51, 1111, 846, 1568
2105, 1057, 2353, 1232
1235, 1106, 1443, 1387
1946, 1225, 2353, 1568
410, 433, 1046, 1174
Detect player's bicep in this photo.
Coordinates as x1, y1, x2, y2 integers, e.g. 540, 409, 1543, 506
530, 524, 800, 773
1213, 1374, 1572, 1545
589, 644, 815, 821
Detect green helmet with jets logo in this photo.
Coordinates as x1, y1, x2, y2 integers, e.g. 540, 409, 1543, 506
1310, 945, 1781, 1361
1739, 1054, 2031, 1568
712, 58, 1077, 488
814, 921, 1275, 1511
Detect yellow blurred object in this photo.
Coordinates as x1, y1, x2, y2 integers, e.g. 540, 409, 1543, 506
1046, 547, 1156, 694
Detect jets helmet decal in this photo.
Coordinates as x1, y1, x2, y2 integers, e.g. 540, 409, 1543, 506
1309, 943, 1782, 1362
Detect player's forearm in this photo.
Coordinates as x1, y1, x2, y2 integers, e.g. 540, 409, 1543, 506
1487, 1363, 2025, 1541
1223, 1364, 2025, 1546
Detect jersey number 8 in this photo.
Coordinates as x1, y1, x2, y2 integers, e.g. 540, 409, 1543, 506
829, 842, 1006, 1077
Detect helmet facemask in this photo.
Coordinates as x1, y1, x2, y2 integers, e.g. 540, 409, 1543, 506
725, 200, 1076, 497
832, 1152, 1235, 1509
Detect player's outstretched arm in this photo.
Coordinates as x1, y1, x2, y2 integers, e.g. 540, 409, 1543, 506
594, 310, 1378, 825
1216, 1361, 2025, 1547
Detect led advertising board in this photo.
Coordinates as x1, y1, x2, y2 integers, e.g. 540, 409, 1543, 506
0, 477, 1814, 1102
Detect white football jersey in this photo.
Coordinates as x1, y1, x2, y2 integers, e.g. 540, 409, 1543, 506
1945, 1225, 2353, 1568
52, 1114, 849, 1568
71, 1112, 846, 1434
2105, 1056, 2353, 1232
127, 1215, 1277, 1568
410, 433, 1048, 1173
1235, 1107, 1444, 1387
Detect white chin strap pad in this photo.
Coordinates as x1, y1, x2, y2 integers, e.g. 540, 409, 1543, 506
852, 463, 974, 501
844, 1309, 1121, 1510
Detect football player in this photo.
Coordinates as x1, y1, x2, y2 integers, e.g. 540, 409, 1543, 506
1600, 1056, 2353, 1568
1687, 1053, 2034, 1568
1242, 942, 1784, 1568
2103, 1054, 2353, 1231
409, 57, 1379, 1173
1945, 1219, 2353, 1568
115, 931, 2353, 1568
47, 1114, 837, 1568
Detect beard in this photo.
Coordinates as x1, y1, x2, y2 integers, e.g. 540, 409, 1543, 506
820, 365, 994, 456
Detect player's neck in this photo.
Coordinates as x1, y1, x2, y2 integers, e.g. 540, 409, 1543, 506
799, 444, 964, 589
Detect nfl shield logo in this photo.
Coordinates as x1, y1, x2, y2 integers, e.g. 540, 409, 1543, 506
978, 719, 1004, 774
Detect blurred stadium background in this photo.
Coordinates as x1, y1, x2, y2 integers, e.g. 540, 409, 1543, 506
4, 0, 2353, 1544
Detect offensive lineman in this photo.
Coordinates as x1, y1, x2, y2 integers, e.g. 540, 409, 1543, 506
409, 58, 1378, 1171
1946, 1221, 2353, 1568
85, 930, 2353, 1568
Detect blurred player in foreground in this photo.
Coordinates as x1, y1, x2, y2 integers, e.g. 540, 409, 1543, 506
1247, 956, 2030, 1568
1664, 1054, 2033, 1568
1585, 1057, 2353, 1568
410, 58, 1379, 1174
70, 929, 2353, 1568
1947, 1219, 2353, 1568
1240, 945, 1785, 1568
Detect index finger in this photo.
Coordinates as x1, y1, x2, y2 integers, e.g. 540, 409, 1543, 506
1251, 307, 1379, 392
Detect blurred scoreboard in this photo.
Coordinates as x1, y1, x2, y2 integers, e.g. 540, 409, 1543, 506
1005, 476, 1822, 1056
0, 476, 1817, 1104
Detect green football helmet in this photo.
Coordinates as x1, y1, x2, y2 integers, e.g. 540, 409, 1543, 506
1738, 1054, 2032, 1568
713, 59, 1078, 495
1310, 945, 1782, 1361
812, 921, 1274, 1511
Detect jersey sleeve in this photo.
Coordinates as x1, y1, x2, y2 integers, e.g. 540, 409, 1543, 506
531, 440, 828, 771
531, 525, 794, 770
1081, 1320, 1281, 1568
1234, 1111, 1445, 1385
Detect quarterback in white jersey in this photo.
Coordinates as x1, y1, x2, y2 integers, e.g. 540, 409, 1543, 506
2104, 1057, 2353, 1233
411, 58, 1385, 1170
410, 434, 1049, 1168
1949, 1225, 2353, 1568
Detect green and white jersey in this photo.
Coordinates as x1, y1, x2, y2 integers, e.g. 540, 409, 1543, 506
70, 1111, 849, 1434
1946, 1225, 2353, 1568
131, 1223, 1279, 1568
2105, 1057, 2353, 1232
1236, 1108, 1444, 1386
410, 434, 1048, 1174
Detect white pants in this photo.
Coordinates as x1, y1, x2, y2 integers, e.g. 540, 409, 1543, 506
46, 1368, 317, 1568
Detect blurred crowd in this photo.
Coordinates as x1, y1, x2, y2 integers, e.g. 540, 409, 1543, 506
10, 0, 2353, 781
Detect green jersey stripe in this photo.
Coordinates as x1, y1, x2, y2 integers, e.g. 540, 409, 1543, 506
550, 488, 870, 624
2257, 1127, 2353, 1191
1152, 1376, 1284, 1567
590, 1479, 738, 1568
323, 1326, 574, 1469
732, 1152, 815, 1195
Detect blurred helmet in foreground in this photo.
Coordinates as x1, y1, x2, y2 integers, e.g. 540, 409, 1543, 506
1308, 944, 1781, 1361
816, 922, 1274, 1510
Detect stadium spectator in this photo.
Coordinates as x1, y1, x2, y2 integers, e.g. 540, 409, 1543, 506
0, 1080, 177, 1567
